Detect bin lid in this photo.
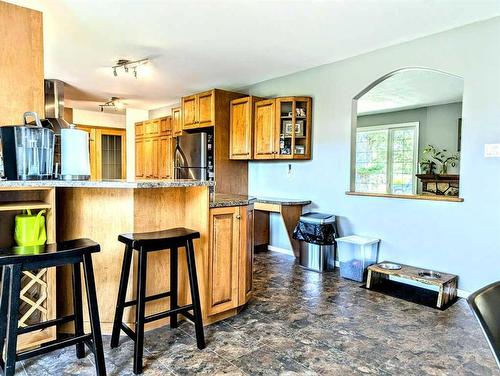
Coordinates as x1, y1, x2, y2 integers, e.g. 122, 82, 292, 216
335, 235, 380, 246
299, 212, 336, 224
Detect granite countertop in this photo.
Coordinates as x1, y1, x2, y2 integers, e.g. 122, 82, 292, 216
210, 194, 311, 208
0, 179, 214, 189
255, 196, 311, 206
210, 193, 257, 208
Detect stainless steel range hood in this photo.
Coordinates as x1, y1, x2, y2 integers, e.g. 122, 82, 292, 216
44, 79, 70, 133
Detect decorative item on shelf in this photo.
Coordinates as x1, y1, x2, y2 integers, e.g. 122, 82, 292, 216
416, 174, 460, 196
284, 120, 304, 137
420, 145, 459, 174
14, 209, 47, 247
296, 107, 306, 117
295, 145, 305, 155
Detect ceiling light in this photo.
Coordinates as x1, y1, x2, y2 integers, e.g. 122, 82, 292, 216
99, 96, 125, 112
112, 58, 149, 78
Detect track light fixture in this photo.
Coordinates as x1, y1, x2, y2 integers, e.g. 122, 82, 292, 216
99, 97, 125, 112
112, 58, 149, 78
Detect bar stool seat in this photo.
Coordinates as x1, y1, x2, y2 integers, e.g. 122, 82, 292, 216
118, 228, 200, 250
112, 227, 205, 375
0, 238, 106, 376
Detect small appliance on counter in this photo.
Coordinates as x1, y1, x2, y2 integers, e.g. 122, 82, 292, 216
60, 124, 90, 180
0, 112, 55, 180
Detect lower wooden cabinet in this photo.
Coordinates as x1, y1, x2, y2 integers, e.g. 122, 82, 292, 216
207, 204, 254, 316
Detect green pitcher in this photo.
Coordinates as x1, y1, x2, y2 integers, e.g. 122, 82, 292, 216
14, 209, 47, 247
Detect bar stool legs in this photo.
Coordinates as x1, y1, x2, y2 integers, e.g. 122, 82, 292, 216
134, 250, 148, 375
186, 239, 205, 350
5, 265, 22, 376
170, 246, 178, 329
82, 254, 107, 376
111, 245, 133, 348
72, 263, 85, 359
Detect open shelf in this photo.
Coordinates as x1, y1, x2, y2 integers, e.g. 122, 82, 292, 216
281, 116, 307, 119
0, 201, 52, 212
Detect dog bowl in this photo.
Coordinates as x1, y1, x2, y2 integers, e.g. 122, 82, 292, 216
378, 262, 402, 270
418, 270, 442, 279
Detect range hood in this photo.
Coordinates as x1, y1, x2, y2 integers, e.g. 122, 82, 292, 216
44, 79, 70, 133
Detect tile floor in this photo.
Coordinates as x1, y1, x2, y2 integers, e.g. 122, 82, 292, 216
18, 252, 499, 375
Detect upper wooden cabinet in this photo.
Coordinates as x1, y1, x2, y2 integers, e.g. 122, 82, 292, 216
254, 99, 277, 159
182, 89, 233, 130
229, 96, 262, 160
252, 97, 312, 160
182, 94, 199, 129
0, 1, 44, 125
207, 204, 254, 316
160, 116, 172, 135
171, 107, 182, 137
144, 119, 160, 137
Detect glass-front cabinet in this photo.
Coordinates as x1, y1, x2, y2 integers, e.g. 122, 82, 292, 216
275, 97, 312, 159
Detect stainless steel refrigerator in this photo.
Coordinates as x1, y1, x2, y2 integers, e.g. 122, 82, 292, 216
174, 132, 212, 180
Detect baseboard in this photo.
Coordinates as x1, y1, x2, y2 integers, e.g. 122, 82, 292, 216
266, 246, 470, 298
267, 245, 294, 256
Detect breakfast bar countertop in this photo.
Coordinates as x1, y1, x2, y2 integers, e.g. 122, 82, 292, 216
0, 179, 214, 189
209, 194, 312, 208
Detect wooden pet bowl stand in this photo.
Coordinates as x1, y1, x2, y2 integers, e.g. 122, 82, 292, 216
366, 262, 458, 309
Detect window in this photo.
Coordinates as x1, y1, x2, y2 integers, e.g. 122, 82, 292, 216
355, 122, 419, 194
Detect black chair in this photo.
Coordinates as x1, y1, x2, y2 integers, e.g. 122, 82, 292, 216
111, 228, 205, 375
467, 281, 500, 369
0, 238, 106, 376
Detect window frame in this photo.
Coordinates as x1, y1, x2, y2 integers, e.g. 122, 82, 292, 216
355, 121, 419, 195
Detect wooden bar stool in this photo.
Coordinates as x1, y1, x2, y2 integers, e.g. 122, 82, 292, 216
111, 228, 205, 375
0, 238, 106, 376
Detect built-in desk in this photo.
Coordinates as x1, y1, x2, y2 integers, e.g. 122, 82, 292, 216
209, 194, 311, 257
253, 197, 311, 257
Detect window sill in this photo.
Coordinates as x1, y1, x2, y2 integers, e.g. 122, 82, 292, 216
345, 191, 464, 202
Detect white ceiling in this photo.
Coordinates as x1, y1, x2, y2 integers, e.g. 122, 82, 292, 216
9, 0, 500, 112
357, 69, 464, 115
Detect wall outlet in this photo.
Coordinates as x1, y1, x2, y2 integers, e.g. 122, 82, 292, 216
484, 144, 500, 158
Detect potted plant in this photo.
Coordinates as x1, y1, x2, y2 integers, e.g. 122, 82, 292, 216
420, 145, 459, 175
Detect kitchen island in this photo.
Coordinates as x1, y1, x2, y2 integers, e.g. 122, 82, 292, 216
0, 179, 256, 345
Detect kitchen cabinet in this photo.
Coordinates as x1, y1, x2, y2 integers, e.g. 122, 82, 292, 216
160, 116, 172, 135
229, 96, 262, 160
171, 107, 182, 137
76, 125, 126, 180
182, 94, 198, 129
181, 90, 215, 130
253, 97, 312, 160
143, 137, 159, 178
159, 136, 174, 179
207, 204, 254, 316
135, 119, 174, 179
135, 138, 144, 178
254, 99, 276, 159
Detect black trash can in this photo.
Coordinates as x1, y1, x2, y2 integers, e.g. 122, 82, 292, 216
293, 212, 338, 272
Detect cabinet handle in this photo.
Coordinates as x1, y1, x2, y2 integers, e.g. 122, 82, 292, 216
236, 214, 241, 219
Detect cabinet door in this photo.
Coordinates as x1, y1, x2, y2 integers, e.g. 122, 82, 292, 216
172, 107, 182, 137
135, 122, 144, 138
135, 138, 144, 178
230, 97, 252, 160
160, 116, 172, 135
254, 99, 276, 159
159, 136, 173, 179
143, 137, 159, 178
208, 206, 240, 316
145, 120, 160, 136
198, 90, 214, 127
182, 95, 198, 129
239, 205, 254, 305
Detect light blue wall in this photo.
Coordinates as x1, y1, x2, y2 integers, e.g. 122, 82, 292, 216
247, 18, 500, 292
